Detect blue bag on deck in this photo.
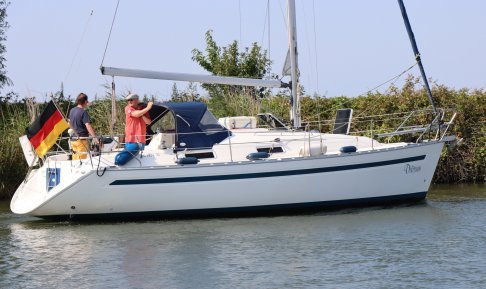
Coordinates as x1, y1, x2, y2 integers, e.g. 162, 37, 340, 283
115, 143, 140, 166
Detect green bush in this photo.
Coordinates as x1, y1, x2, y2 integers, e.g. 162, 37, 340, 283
0, 81, 484, 199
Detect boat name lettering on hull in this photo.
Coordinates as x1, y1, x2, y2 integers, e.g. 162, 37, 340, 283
404, 164, 421, 174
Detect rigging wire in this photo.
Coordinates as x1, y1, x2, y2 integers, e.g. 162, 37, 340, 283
352, 62, 419, 118
359, 62, 418, 96
312, 0, 320, 94
256, 1, 278, 118
261, 0, 271, 60
64, 9, 94, 82
260, 1, 268, 50
278, 0, 288, 34
238, 0, 242, 47
299, 0, 314, 90
306, 62, 419, 121
260, 0, 272, 63
100, 0, 120, 67
268, 0, 271, 62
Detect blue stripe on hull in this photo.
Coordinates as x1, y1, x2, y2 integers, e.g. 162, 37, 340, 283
42, 191, 427, 221
110, 155, 426, 186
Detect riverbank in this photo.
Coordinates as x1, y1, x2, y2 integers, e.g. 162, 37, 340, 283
0, 82, 485, 198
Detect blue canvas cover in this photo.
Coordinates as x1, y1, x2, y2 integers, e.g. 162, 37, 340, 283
148, 102, 230, 150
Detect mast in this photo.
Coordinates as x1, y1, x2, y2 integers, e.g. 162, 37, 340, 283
287, 0, 301, 128
397, 0, 438, 114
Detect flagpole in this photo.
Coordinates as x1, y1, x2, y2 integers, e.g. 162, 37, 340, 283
49, 94, 71, 154
50, 94, 69, 121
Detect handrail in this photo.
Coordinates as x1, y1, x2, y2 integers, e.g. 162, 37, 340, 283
43, 107, 456, 167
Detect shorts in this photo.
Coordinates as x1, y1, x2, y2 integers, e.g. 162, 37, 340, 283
71, 139, 89, 160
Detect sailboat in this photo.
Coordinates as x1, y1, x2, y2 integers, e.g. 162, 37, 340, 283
11, 0, 457, 220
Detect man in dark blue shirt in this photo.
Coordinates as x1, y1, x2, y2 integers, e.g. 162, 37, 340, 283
68, 93, 97, 159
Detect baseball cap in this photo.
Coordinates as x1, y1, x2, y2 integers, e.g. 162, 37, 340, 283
125, 93, 139, 100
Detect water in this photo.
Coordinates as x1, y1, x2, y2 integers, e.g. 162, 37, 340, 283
1, 185, 485, 289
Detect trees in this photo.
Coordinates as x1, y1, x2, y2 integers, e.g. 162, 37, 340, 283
192, 30, 272, 117
170, 82, 200, 102
0, 1, 10, 91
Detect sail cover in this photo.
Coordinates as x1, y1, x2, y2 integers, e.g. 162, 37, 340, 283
148, 102, 230, 150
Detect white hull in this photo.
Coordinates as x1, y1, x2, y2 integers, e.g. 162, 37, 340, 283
11, 140, 444, 220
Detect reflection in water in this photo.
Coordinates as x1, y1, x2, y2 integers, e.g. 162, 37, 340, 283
428, 184, 486, 201
0, 184, 485, 288
6, 223, 92, 288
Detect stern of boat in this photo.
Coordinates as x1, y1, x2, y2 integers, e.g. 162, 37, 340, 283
10, 159, 91, 216
11, 168, 49, 215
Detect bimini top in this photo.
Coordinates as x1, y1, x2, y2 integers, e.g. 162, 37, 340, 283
148, 101, 230, 150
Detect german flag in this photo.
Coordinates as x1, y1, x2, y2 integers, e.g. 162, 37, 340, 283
25, 100, 69, 157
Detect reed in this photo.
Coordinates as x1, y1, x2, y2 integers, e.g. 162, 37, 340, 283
0, 94, 33, 195
0, 81, 484, 199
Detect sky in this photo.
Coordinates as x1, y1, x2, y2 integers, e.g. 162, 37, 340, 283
4, 0, 486, 101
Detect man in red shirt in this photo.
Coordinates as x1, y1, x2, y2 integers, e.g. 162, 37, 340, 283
124, 93, 153, 145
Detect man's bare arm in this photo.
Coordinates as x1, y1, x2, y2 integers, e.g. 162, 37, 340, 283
130, 102, 153, 118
